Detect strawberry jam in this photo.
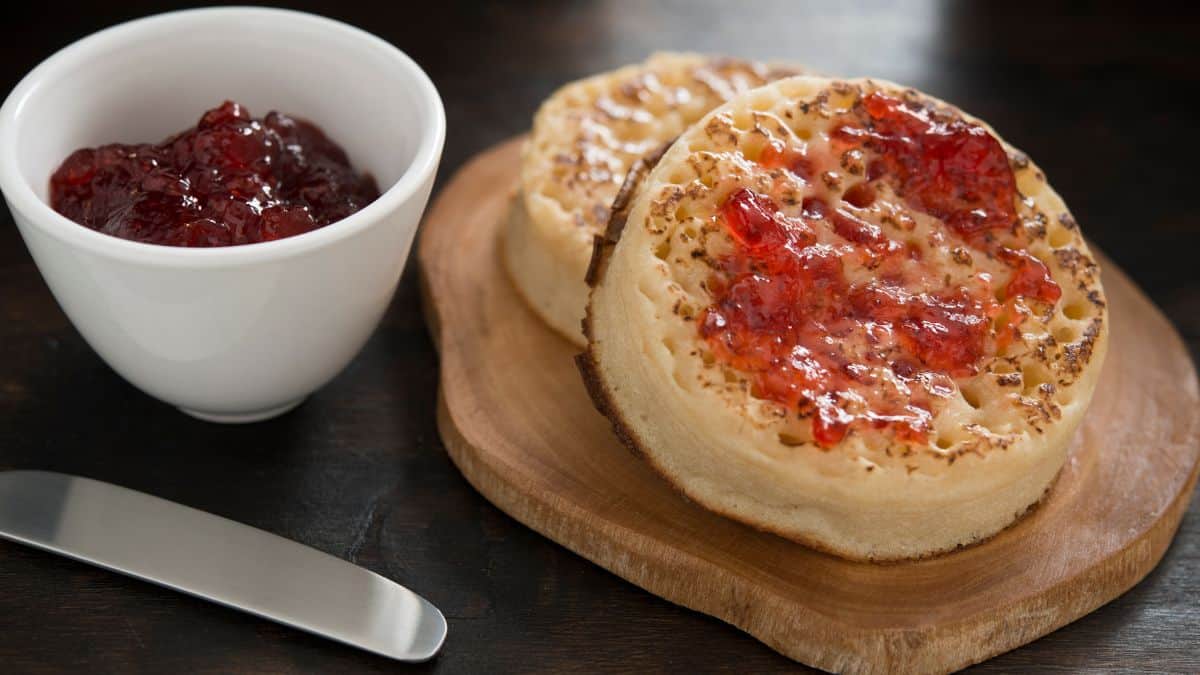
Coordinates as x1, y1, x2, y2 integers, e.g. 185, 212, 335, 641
702, 189, 984, 447
997, 247, 1062, 304
49, 101, 379, 247
700, 91, 1061, 448
837, 92, 1061, 306
834, 92, 1017, 240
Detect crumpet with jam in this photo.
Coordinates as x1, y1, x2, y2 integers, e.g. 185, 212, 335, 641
580, 76, 1108, 561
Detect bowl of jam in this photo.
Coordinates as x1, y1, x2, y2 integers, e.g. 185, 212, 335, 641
0, 8, 445, 422
49, 100, 384, 248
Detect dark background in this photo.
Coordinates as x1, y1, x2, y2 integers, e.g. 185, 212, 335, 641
1, 1, 1197, 672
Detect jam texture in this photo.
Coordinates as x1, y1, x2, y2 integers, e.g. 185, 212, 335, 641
49, 101, 379, 247
699, 92, 1061, 447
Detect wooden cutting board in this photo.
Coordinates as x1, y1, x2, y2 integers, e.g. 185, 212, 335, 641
417, 137, 1200, 674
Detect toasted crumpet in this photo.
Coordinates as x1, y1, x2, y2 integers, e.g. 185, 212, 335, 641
506, 53, 803, 345
580, 76, 1108, 561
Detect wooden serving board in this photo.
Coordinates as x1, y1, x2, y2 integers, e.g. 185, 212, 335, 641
417, 137, 1200, 674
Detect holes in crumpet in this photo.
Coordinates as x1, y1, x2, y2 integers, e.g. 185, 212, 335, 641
992, 310, 1011, 333
841, 182, 876, 208
828, 86, 858, 111
960, 385, 983, 410
1063, 302, 1087, 321
1016, 170, 1043, 197
778, 433, 805, 447
1048, 225, 1072, 248
654, 239, 671, 260
1022, 365, 1051, 396
732, 109, 754, 131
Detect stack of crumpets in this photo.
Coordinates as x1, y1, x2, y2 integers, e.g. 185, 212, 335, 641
509, 65, 1108, 561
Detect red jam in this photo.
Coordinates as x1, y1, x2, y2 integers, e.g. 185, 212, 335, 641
997, 247, 1062, 304
700, 92, 1062, 448
49, 101, 379, 247
834, 92, 1018, 240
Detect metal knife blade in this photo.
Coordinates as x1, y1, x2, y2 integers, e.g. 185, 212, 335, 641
0, 470, 446, 662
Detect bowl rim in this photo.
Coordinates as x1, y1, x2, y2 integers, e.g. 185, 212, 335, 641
0, 6, 446, 269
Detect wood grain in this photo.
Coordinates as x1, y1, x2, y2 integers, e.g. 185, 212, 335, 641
419, 137, 1200, 674
2, 4, 1199, 673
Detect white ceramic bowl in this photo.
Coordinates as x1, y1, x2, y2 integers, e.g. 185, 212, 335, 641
0, 8, 445, 422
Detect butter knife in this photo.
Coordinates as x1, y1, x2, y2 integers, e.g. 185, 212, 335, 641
0, 470, 446, 662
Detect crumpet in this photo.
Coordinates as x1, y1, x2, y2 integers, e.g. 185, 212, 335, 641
506, 53, 802, 344
580, 76, 1108, 561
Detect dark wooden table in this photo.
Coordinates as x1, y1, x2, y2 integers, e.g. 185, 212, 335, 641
2, 2, 1197, 672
